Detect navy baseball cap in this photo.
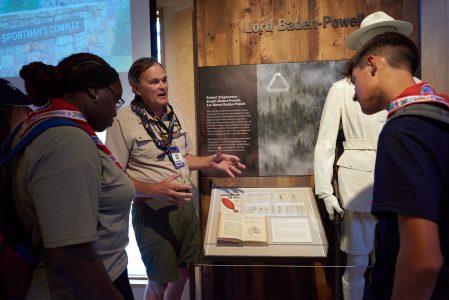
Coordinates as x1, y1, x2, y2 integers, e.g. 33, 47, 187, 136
0, 78, 30, 106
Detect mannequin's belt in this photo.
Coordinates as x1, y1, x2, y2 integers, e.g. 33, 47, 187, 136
343, 139, 377, 150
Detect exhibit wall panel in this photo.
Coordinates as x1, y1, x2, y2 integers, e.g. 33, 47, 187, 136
195, 1, 420, 298
195, 0, 419, 177
421, 0, 448, 95
196, 0, 419, 67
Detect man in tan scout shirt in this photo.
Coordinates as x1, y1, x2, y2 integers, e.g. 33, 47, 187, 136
106, 57, 245, 300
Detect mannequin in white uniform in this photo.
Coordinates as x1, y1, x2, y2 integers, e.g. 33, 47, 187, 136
314, 12, 414, 300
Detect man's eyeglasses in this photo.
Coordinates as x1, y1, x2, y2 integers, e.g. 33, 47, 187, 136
106, 86, 125, 110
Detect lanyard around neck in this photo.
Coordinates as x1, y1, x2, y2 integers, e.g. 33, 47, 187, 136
131, 99, 179, 162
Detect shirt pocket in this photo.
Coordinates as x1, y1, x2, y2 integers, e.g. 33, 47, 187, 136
132, 136, 162, 160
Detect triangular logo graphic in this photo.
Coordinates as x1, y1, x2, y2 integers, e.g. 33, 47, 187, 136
266, 72, 290, 92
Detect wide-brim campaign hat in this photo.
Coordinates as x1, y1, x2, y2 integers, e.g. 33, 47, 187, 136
346, 11, 413, 50
0, 78, 30, 106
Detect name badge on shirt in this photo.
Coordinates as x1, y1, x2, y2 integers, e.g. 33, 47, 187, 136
169, 146, 185, 169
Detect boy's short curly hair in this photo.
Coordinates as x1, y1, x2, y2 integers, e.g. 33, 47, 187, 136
343, 32, 419, 78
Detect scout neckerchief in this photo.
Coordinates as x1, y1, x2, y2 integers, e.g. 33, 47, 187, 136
387, 82, 449, 119
130, 98, 181, 167
19, 98, 123, 170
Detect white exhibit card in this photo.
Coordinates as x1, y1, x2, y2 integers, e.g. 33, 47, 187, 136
270, 218, 312, 243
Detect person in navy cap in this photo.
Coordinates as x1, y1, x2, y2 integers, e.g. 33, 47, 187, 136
0, 78, 32, 142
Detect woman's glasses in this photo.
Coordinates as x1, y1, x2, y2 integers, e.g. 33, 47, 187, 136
106, 86, 125, 110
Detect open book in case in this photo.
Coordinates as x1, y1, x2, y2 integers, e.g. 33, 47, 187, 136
204, 186, 328, 258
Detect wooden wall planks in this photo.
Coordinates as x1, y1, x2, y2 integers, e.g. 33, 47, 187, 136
421, 0, 448, 94
196, 0, 419, 67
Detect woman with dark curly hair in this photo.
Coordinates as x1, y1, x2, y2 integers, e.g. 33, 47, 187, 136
8, 53, 135, 299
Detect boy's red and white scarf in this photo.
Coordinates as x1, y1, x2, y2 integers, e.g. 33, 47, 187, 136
20, 98, 122, 170
387, 82, 449, 119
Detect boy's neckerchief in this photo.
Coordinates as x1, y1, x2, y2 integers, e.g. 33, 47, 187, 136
387, 82, 449, 119
20, 98, 123, 170
130, 98, 179, 165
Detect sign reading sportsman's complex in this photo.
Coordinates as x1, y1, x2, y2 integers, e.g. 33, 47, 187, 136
1, 18, 84, 46
244, 14, 364, 32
